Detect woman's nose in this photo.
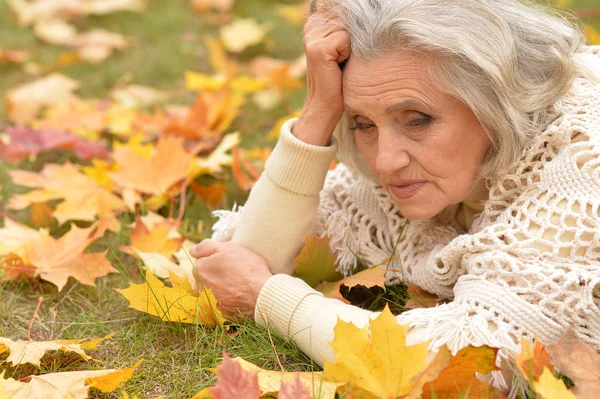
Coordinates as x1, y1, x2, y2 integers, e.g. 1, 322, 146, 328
375, 131, 411, 176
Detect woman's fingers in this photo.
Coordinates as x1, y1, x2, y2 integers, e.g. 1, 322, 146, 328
190, 238, 219, 258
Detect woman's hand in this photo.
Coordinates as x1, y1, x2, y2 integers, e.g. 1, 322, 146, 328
293, 8, 351, 146
190, 239, 273, 319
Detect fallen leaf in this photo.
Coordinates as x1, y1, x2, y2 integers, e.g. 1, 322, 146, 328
31, 100, 106, 137
294, 235, 342, 288
276, 4, 306, 25
210, 353, 260, 399
0, 127, 108, 163
316, 267, 387, 304
0, 253, 36, 282
516, 337, 553, 381
6, 73, 80, 125
586, 25, 600, 45
34, 19, 78, 45
219, 19, 271, 53
278, 375, 312, 399
1, 360, 142, 398
121, 218, 183, 258
231, 147, 257, 191
191, 0, 234, 14
192, 132, 241, 177
8, 162, 125, 225
29, 203, 54, 228
111, 84, 169, 108
420, 346, 501, 399
0, 334, 113, 367
405, 284, 440, 309
81, 0, 146, 15
23, 218, 116, 290
323, 305, 430, 398
110, 135, 196, 195
533, 367, 577, 399
116, 268, 225, 325
191, 182, 228, 207
0, 48, 30, 64
267, 110, 302, 140
7, 0, 83, 27
74, 29, 128, 63
548, 330, 600, 398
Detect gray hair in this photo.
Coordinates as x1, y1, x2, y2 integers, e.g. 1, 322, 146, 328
309, 0, 586, 183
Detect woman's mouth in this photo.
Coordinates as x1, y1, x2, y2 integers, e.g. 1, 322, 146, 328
389, 182, 427, 199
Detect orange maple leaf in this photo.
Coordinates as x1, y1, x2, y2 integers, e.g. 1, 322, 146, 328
210, 353, 260, 399
109, 135, 196, 195
120, 218, 183, 258
23, 218, 116, 291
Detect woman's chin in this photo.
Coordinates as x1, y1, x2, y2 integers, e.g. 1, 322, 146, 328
394, 201, 443, 221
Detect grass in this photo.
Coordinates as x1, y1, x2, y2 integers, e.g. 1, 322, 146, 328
1, 0, 599, 398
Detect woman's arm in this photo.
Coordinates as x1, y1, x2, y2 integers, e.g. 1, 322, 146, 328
230, 118, 337, 274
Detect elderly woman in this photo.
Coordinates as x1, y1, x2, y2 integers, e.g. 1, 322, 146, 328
191, 0, 600, 392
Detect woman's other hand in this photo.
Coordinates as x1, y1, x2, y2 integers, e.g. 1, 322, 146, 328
293, 8, 351, 146
190, 239, 273, 319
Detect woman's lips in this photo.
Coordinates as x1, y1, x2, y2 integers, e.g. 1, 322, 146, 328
389, 182, 427, 199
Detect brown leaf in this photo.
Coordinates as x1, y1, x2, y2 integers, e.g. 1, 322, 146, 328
516, 337, 553, 381
278, 375, 312, 399
294, 235, 342, 288
210, 353, 260, 399
548, 330, 600, 399
0, 48, 30, 64
316, 267, 387, 304
405, 284, 441, 309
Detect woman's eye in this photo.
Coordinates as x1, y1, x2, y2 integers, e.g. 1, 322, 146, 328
407, 115, 433, 127
349, 123, 375, 131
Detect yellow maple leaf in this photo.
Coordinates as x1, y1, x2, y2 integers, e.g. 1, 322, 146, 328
294, 235, 342, 288
1, 360, 142, 398
0, 334, 113, 367
82, 159, 120, 190
116, 269, 225, 325
324, 305, 430, 398
8, 162, 125, 225
268, 110, 302, 139
533, 367, 576, 399
122, 218, 183, 259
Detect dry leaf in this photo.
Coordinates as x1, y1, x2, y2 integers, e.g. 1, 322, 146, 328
6, 73, 80, 125
191, 182, 228, 207
420, 346, 501, 399
29, 203, 54, 228
7, 0, 83, 27
192, 132, 241, 177
121, 218, 183, 258
191, 0, 234, 14
405, 284, 440, 309
0, 127, 108, 163
323, 305, 430, 398
8, 162, 125, 225
34, 20, 78, 45
548, 330, 600, 398
1, 360, 142, 399
0, 48, 30, 64
210, 353, 260, 399
516, 337, 553, 381
219, 19, 271, 53
0, 334, 113, 367
294, 235, 342, 288
278, 375, 312, 399
81, 0, 146, 15
316, 267, 387, 304
22, 218, 116, 290
116, 268, 225, 325
533, 367, 577, 399
110, 135, 196, 195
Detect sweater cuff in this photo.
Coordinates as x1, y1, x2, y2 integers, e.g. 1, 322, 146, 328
255, 274, 324, 337
264, 118, 338, 196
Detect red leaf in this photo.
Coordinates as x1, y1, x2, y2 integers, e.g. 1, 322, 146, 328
210, 353, 261, 399
278, 374, 312, 399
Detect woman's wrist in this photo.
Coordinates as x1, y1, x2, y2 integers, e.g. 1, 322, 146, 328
292, 104, 342, 147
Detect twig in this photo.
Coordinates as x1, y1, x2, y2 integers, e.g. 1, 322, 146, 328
27, 297, 44, 341
265, 322, 285, 372
176, 183, 188, 222
169, 195, 175, 219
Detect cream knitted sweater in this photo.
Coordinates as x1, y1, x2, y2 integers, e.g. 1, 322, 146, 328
211, 47, 600, 388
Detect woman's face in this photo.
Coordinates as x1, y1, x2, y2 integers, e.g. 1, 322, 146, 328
342, 51, 492, 220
